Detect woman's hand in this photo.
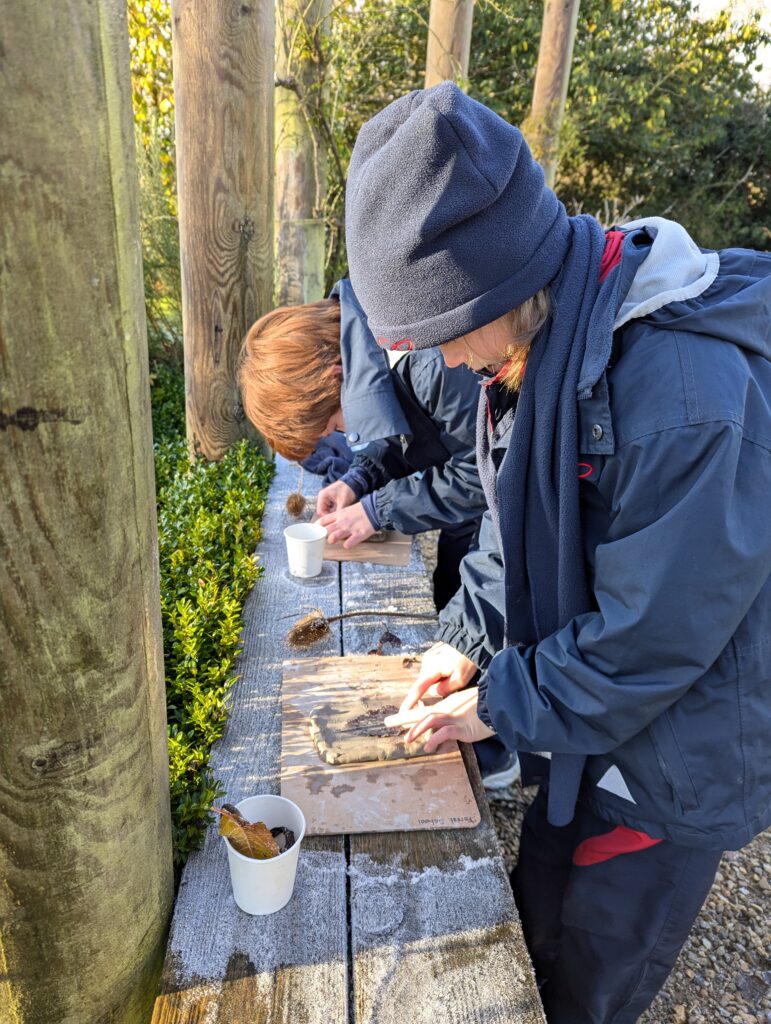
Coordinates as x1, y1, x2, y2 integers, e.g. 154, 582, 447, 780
316, 479, 356, 517
397, 642, 478, 715
384, 687, 495, 753
319, 502, 375, 547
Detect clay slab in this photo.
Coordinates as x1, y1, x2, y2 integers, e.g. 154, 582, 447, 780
308, 697, 431, 764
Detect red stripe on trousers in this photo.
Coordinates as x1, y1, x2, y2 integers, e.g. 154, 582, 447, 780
573, 826, 663, 866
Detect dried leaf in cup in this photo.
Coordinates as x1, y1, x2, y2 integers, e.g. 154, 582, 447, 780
211, 805, 280, 859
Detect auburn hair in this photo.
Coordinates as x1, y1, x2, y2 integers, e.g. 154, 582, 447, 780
238, 299, 342, 460
499, 288, 551, 391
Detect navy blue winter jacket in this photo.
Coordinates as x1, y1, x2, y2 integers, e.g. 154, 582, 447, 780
330, 280, 486, 535
438, 222, 771, 850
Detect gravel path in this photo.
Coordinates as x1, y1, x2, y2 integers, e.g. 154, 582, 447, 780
416, 532, 771, 1023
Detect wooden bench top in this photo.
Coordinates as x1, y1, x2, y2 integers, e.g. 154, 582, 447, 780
152, 455, 545, 1024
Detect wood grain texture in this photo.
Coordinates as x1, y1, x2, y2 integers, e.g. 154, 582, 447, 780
341, 555, 546, 1023
275, 0, 329, 305
524, 0, 581, 188
153, 458, 347, 1023
0, 2, 173, 1021
323, 529, 412, 566
281, 655, 480, 835
155, 456, 543, 1021
171, 0, 274, 460
424, 0, 475, 88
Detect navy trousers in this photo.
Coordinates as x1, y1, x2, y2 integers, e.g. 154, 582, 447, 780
511, 787, 722, 1024
433, 518, 480, 611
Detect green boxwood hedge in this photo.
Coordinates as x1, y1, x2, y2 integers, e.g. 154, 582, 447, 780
150, 365, 274, 865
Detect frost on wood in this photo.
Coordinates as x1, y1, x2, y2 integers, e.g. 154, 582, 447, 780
154, 458, 545, 1022
350, 852, 544, 1024
166, 849, 346, 981
349, 853, 516, 944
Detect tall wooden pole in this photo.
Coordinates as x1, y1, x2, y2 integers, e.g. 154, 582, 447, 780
172, 0, 274, 461
524, 0, 581, 189
0, 1, 173, 1021
275, 0, 330, 305
425, 0, 475, 88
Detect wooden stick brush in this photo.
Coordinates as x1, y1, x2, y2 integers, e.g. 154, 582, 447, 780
285, 466, 306, 517
286, 608, 436, 649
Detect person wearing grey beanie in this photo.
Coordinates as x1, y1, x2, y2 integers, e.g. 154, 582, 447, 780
345, 80, 570, 349
346, 83, 771, 1023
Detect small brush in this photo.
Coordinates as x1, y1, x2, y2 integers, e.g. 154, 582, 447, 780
286, 607, 436, 649
285, 465, 306, 518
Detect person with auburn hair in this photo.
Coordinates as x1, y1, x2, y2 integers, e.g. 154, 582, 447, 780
239, 277, 519, 790
344, 82, 771, 1023
239, 299, 344, 463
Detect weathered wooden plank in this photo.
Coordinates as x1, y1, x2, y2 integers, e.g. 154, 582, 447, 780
322, 529, 412, 566
0, 3, 173, 1020
275, 0, 329, 306
341, 548, 545, 1024
523, 0, 581, 188
171, 0, 274, 459
153, 457, 348, 1023
424, 0, 475, 89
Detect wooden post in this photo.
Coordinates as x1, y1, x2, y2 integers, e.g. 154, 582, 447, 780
171, 0, 274, 461
275, 0, 330, 306
425, 0, 475, 89
0, 2, 173, 1022
524, 0, 581, 189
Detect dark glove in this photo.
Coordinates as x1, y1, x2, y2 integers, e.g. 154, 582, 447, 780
301, 433, 354, 483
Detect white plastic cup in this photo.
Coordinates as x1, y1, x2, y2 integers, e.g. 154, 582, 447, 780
224, 794, 306, 915
284, 522, 327, 578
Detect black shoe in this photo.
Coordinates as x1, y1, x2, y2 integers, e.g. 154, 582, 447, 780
474, 738, 521, 791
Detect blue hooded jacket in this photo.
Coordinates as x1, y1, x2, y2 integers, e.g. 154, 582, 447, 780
438, 224, 771, 850
328, 280, 487, 535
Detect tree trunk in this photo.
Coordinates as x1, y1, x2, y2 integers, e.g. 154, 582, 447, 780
425, 0, 475, 89
524, 0, 581, 189
171, 0, 274, 460
275, 0, 330, 306
0, 2, 173, 1022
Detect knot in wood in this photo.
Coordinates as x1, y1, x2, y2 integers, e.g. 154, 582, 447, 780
236, 216, 255, 243
0, 406, 84, 431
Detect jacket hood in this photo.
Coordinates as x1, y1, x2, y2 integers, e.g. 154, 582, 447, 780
331, 279, 411, 447
616, 218, 771, 361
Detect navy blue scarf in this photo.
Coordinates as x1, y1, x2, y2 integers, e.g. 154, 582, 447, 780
478, 214, 608, 826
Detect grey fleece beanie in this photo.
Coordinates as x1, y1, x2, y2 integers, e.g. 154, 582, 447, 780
345, 82, 571, 349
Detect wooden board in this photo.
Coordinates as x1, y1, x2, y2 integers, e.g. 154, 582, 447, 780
301, 511, 411, 565
281, 655, 481, 835
322, 529, 412, 565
